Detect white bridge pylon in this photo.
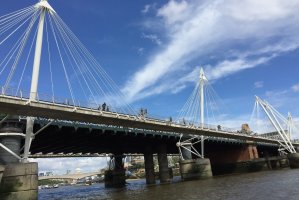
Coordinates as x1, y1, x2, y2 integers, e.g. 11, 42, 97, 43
0, 0, 135, 163
176, 68, 208, 159
255, 96, 297, 154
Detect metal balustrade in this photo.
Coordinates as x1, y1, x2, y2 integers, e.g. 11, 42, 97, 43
0, 86, 297, 146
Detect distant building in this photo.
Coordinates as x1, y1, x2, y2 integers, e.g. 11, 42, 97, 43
38, 171, 53, 177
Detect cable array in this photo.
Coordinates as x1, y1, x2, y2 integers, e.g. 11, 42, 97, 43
0, 3, 135, 115
250, 97, 299, 140
176, 70, 228, 128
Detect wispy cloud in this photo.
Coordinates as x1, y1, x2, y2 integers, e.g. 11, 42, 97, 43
142, 33, 162, 46
262, 83, 299, 113
254, 81, 264, 88
122, 0, 299, 102
292, 83, 299, 92
141, 4, 157, 14
141, 4, 151, 14
137, 47, 144, 55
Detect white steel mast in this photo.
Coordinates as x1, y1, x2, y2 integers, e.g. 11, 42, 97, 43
199, 68, 207, 158
23, 0, 55, 162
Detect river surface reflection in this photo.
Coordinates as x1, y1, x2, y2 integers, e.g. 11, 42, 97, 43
39, 169, 299, 200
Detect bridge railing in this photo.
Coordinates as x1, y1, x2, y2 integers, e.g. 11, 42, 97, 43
0, 87, 248, 133
0, 86, 137, 115
1, 86, 292, 142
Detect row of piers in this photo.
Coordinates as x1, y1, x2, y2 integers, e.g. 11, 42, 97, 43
103, 143, 299, 188
104, 144, 173, 187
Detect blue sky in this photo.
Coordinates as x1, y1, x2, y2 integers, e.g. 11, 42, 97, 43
1, 0, 299, 173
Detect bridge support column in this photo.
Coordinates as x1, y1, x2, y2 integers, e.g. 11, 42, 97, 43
0, 119, 38, 200
179, 158, 212, 180
157, 144, 171, 183
181, 145, 192, 160
0, 120, 23, 164
104, 154, 126, 188
287, 153, 299, 169
144, 146, 156, 185
0, 163, 38, 200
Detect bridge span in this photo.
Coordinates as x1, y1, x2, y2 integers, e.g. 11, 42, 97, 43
1, 1, 299, 199
0, 94, 293, 146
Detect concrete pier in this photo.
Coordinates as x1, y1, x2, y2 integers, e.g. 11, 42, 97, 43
0, 119, 38, 200
287, 153, 299, 169
0, 120, 23, 164
104, 154, 126, 188
179, 158, 213, 180
144, 146, 156, 185
0, 165, 4, 183
157, 144, 171, 183
0, 163, 38, 200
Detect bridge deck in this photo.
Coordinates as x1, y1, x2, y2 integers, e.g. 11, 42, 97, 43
0, 95, 296, 147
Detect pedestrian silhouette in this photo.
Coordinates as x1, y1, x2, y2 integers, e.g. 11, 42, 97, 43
102, 102, 106, 111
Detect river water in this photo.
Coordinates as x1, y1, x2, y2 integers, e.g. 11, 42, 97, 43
39, 169, 299, 200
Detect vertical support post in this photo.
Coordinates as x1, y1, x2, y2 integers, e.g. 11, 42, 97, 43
0, 124, 23, 164
181, 145, 192, 160
200, 68, 205, 129
104, 153, 126, 188
30, 6, 46, 100
23, 6, 47, 162
199, 68, 206, 158
144, 146, 156, 184
157, 143, 171, 183
287, 112, 292, 141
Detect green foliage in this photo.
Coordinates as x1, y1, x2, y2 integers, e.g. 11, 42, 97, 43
38, 179, 64, 186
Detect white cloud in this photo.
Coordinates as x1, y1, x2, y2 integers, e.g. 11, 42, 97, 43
141, 4, 158, 14
157, 0, 189, 25
206, 56, 273, 80
142, 33, 162, 46
137, 47, 144, 55
292, 83, 299, 92
122, 0, 299, 102
141, 4, 151, 14
254, 81, 264, 88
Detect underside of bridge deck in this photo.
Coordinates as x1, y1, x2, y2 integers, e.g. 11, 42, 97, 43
29, 124, 179, 155
26, 123, 280, 158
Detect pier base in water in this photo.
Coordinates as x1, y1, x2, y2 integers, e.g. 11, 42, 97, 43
179, 158, 212, 180
104, 170, 126, 188
144, 146, 156, 185
0, 162, 38, 200
104, 154, 126, 188
287, 153, 299, 169
157, 144, 172, 183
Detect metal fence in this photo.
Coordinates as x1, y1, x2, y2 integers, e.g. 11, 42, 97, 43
0, 86, 290, 141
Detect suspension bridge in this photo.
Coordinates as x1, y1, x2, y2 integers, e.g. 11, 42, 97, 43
0, 0, 299, 199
